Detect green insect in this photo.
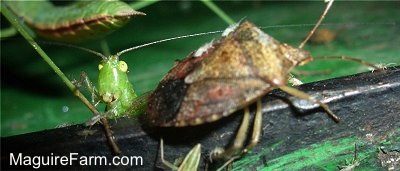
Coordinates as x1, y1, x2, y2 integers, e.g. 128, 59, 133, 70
3, 0, 145, 43
160, 139, 201, 171
69, 45, 150, 121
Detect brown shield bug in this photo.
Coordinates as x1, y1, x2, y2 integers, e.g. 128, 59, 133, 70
145, 0, 379, 166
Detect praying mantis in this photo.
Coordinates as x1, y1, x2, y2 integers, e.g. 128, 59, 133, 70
1, 1, 398, 170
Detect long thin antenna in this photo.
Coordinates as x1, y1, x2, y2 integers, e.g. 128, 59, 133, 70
40, 41, 107, 60
299, 0, 334, 49
313, 56, 381, 71
116, 30, 223, 57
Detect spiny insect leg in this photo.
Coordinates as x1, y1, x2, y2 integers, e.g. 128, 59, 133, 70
279, 86, 340, 122
74, 72, 101, 106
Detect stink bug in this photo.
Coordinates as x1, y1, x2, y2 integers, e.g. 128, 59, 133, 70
146, 0, 380, 165
146, 19, 339, 160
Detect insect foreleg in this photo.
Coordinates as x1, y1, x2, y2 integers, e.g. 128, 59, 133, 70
73, 71, 101, 106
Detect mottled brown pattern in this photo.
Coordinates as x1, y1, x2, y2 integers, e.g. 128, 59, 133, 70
147, 20, 312, 127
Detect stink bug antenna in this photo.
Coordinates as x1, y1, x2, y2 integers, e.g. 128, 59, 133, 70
39, 41, 107, 60
299, 0, 334, 49
116, 30, 224, 57
313, 56, 382, 71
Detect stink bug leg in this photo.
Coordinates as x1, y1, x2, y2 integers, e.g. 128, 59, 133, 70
279, 85, 340, 122
211, 99, 263, 161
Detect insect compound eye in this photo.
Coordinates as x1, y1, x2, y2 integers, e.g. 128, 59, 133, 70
98, 64, 103, 71
119, 61, 128, 72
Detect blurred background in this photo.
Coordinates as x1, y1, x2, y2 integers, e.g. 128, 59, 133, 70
1, 1, 399, 137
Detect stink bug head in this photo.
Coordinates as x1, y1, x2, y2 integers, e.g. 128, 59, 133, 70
280, 43, 312, 67
234, 21, 312, 69
218, 21, 313, 85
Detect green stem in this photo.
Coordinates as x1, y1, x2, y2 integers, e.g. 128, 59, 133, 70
100, 39, 111, 57
1, 3, 99, 117
129, 0, 235, 25
200, 0, 235, 25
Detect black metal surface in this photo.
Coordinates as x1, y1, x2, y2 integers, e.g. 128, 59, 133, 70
2, 67, 399, 170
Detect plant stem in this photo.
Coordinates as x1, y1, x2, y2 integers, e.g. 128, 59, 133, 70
1, 3, 121, 155
200, 0, 235, 25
